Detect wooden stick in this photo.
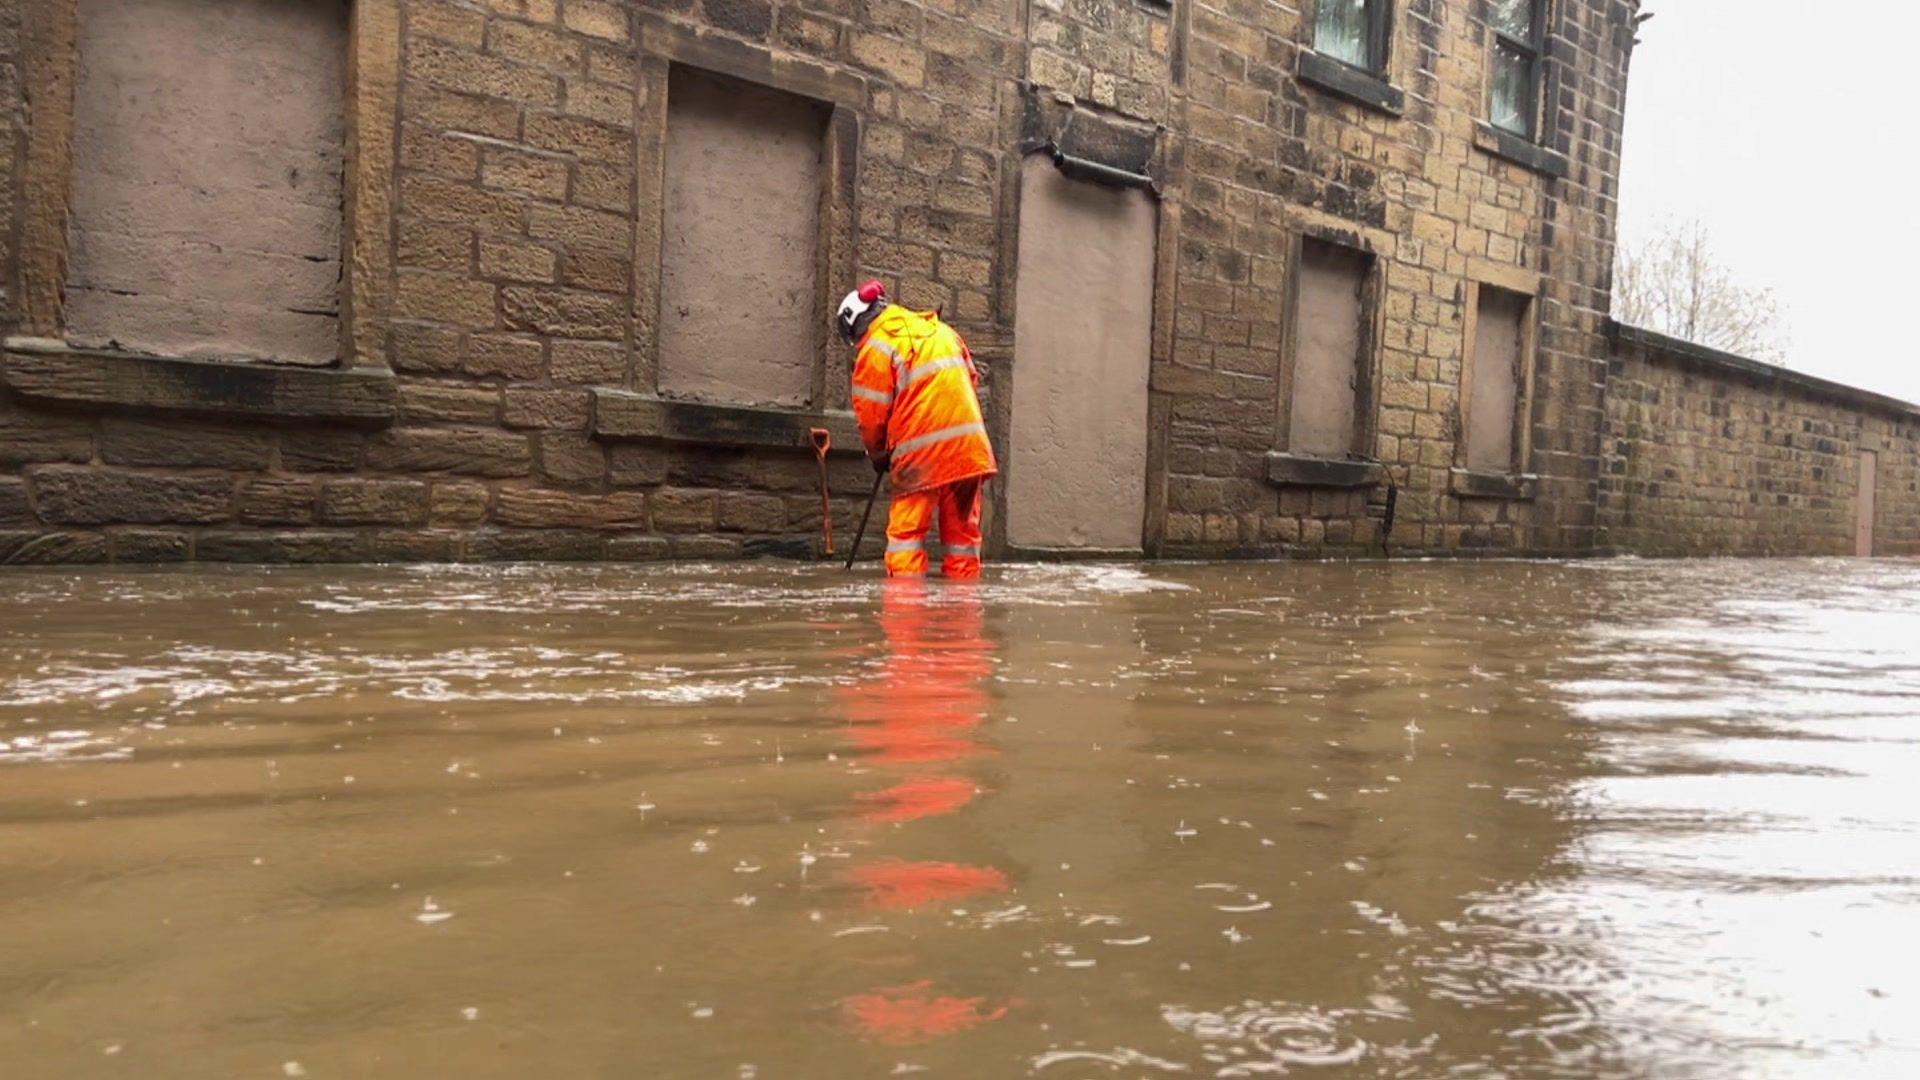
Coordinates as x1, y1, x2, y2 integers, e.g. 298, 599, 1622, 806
845, 470, 885, 571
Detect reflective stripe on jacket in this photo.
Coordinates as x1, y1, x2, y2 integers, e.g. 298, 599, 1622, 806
852, 305, 998, 495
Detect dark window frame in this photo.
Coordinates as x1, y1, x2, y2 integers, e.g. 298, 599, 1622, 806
1488, 0, 1549, 140
1311, 0, 1396, 77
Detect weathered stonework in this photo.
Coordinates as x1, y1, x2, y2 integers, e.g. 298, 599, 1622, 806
0, 0, 1912, 564
1599, 327, 1920, 557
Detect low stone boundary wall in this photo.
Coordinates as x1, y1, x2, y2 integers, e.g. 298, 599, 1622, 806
1599, 325, 1920, 557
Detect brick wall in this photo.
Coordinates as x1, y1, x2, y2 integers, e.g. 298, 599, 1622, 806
1599, 327, 1920, 557
0, 0, 1912, 566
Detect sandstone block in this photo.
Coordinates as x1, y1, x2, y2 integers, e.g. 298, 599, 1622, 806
410, 0, 487, 46
318, 480, 432, 525
394, 271, 499, 328
0, 531, 110, 565
671, 535, 744, 559
239, 479, 317, 525
607, 535, 670, 560
718, 492, 786, 532
282, 431, 368, 472
410, 85, 522, 140
397, 221, 473, 273
195, 531, 371, 564
0, 417, 93, 466
110, 530, 192, 563
651, 487, 717, 531
535, 432, 607, 485
399, 384, 502, 424
563, 0, 629, 41
389, 322, 465, 372
466, 334, 547, 379
487, 19, 582, 70
524, 113, 630, 161
571, 162, 632, 212
409, 38, 561, 106
101, 420, 272, 469
495, 487, 646, 528
565, 79, 634, 127
851, 32, 926, 87
549, 340, 626, 384
430, 483, 493, 525
502, 287, 626, 339
367, 428, 533, 477
32, 469, 232, 525
0, 479, 31, 524
503, 389, 591, 430
467, 528, 605, 561
479, 237, 561, 283
367, 531, 463, 562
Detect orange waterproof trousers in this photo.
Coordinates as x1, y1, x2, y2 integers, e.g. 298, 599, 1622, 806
884, 479, 983, 579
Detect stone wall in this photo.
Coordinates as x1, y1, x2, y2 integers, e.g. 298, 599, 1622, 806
2, 0, 1906, 566
1599, 326, 1920, 557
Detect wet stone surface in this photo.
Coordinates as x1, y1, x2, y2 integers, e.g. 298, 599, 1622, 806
1, 559, 1917, 1077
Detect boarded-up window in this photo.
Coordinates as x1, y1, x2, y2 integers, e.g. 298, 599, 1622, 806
65, 0, 347, 364
1466, 286, 1529, 473
1286, 239, 1370, 457
1008, 156, 1156, 552
657, 68, 828, 408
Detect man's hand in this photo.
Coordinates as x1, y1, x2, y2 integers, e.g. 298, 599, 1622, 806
869, 452, 891, 475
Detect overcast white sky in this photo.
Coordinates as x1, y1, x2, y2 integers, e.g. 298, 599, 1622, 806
1618, 1, 1920, 404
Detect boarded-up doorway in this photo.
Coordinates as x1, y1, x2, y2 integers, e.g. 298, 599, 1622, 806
1856, 450, 1877, 557
1008, 156, 1156, 553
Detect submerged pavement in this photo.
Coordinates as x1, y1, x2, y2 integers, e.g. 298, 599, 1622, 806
1, 559, 1916, 1077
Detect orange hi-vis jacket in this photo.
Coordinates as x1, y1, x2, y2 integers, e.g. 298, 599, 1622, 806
852, 304, 998, 495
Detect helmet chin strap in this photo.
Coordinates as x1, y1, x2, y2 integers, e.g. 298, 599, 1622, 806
847, 302, 884, 346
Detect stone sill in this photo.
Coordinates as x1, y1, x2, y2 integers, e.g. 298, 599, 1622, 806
1297, 51, 1405, 116
1265, 452, 1384, 488
1450, 468, 1538, 500
2, 338, 396, 425
590, 388, 864, 454
1472, 123, 1569, 179
1002, 544, 1145, 561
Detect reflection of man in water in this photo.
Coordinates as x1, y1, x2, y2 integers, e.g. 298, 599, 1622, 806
836, 581, 1013, 1044
840, 581, 997, 771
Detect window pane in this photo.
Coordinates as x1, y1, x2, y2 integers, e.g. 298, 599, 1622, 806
1315, 0, 1373, 69
1490, 42, 1534, 135
1489, 0, 1534, 41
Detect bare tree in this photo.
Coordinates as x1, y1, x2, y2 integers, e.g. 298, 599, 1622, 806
1613, 220, 1790, 364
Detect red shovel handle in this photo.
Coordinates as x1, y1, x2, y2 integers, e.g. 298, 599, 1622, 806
809, 428, 834, 557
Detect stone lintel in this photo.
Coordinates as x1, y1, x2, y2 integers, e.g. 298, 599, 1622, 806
1265, 451, 1384, 489
2, 339, 396, 425
590, 388, 864, 453
1450, 468, 1539, 500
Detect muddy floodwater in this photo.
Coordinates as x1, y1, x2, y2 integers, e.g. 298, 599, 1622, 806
2, 559, 1918, 1078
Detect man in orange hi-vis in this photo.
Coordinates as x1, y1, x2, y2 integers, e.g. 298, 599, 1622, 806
836, 280, 998, 579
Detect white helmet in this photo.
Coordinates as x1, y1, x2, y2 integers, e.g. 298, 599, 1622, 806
836, 279, 887, 345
